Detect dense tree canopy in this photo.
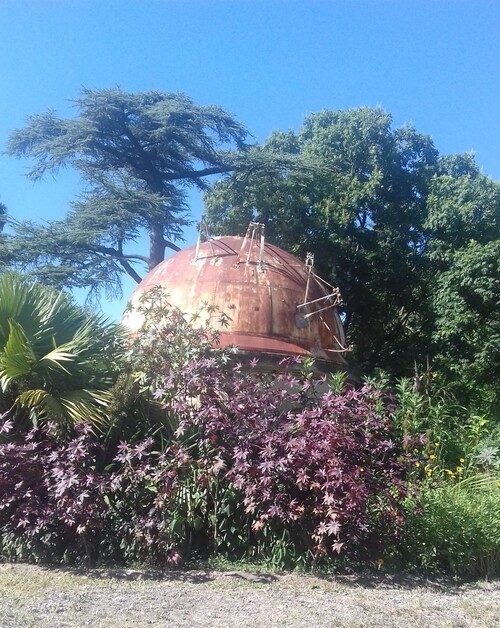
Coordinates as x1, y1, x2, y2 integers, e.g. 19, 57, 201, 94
425, 160, 500, 410
7, 89, 251, 295
8, 89, 311, 297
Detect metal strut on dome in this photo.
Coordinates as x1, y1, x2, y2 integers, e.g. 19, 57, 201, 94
298, 288, 342, 318
298, 252, 342, 318
194, 215, 214, 260
297, 258, 350, 352
297, 253, 349, 352
238, 221, 266, 270
304, 252, 314, 305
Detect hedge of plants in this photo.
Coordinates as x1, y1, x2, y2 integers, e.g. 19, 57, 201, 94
1, 278, 499, 577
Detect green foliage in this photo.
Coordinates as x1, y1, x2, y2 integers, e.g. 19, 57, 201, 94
6, 88, 249, 296
385, 374, 500, 577
432, 241, 500, 414
426, 164, 499, 252
402, 478, 500, 578
393, 379, 488, 467
0, 272, 122, 429
425, 165, 500, 414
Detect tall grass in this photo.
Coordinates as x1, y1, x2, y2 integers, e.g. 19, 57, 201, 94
402, 475, 500, 578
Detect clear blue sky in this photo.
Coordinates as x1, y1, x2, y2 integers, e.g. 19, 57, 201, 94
1, 0, 499, 320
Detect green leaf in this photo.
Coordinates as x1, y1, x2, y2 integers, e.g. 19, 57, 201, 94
0, 319, 36, 389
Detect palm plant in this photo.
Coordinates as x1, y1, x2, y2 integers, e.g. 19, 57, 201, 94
0, 272, 123, 429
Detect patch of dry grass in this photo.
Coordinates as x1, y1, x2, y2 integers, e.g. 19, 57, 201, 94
0, 564, 499, 627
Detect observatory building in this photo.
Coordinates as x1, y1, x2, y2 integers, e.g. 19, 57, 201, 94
125, 223, 349, 371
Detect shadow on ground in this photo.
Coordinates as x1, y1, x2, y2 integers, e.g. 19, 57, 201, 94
24, 562, 481, 593
36, 565, 279, 586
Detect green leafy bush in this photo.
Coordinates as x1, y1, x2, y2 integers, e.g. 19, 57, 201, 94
374, 374, 490, 479
402, 476, 500, 578
0, 273, 123, 430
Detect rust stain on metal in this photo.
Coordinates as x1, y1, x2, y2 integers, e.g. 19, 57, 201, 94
127, 236, 348, 365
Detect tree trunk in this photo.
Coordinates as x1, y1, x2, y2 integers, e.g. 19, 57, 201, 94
149, 224, 166, 270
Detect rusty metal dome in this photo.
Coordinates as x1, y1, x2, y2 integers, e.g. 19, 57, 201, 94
125, 227, 348, 367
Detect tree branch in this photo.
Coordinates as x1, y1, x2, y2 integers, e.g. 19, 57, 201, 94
117, 258, 143, 284
92, 245, 145, 283
93, 245, 149, 264
162, 165, 234, 181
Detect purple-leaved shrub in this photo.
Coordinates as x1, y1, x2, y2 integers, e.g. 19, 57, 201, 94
0, 418, 107, 563
167, 357, 412, 566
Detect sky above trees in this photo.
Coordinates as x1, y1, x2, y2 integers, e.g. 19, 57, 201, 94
1, 0, 499, 318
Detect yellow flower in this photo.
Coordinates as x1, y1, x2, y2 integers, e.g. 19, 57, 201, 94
429, 454, 436, 460
445, 469, 453, 475
434, 443, 439, 447
456, 466, 463, 473
359, 468, 364, 472
415, 462, 420, 468
459, 458, 465, 463
413, 448, 419, 454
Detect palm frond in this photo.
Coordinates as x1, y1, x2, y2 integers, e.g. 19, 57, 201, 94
38, 348, 77, 374
17, 389, 67, 423
0, 320, 36, 390
0, 272, 124, 429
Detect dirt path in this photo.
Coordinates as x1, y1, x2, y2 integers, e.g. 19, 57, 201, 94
0, 563, 499, 627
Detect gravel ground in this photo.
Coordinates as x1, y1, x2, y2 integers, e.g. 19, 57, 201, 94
0, 563, 499, 627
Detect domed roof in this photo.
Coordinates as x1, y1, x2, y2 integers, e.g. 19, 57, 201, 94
125, 234, 348, 366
